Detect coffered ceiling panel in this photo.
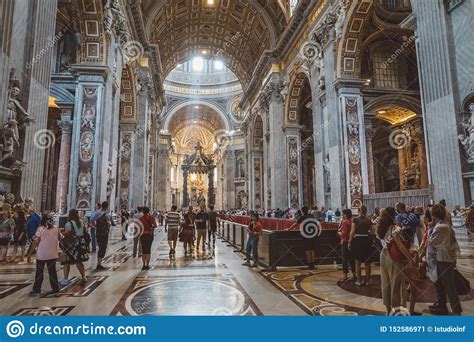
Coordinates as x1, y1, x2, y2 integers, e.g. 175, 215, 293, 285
168, 105, 226, 136
142, 0, 286, 88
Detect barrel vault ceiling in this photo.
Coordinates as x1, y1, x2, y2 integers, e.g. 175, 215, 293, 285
140, 0, 287, 88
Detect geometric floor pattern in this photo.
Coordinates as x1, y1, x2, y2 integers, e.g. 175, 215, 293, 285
0, 226, 472, 316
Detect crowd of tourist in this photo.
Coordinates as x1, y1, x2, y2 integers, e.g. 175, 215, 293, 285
334, 200, 465, 315
222, 199, 471, 315
0, 195, 471, 315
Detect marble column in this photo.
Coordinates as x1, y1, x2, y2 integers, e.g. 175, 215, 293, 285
365, 126, 376, 194
249, 151, 263, 210
130, 88, 149, 209
262, 111, 271, 209
20, 0, 59, 206
55, 111, 73, 214
183, 168, 189, 207
267, 76, 287, 210
155, 147, 169, 210
224, 151, 236, 209
68, 69, 107, 213
208, 166, 215, 206
410, 0, 465, 207
284, 126, 303, 209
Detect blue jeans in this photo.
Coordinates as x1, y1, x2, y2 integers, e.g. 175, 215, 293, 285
245, 235, 259, 265
90, 227, 97, 252
341, 242, 355, 275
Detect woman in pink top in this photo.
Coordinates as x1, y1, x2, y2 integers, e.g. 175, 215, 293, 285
27, 213, 60, 297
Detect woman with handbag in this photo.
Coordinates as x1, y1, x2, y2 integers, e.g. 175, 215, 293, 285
27, 213, 60, 297
60, 209, 88, 287
376, 207, 411, 314
428, 204, 462, 315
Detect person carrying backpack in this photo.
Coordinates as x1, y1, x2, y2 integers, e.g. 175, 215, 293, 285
91, 201, 111, 270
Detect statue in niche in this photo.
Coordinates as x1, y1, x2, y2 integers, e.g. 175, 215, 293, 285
459, 104, 474, 163
335, 0, 347, 39
1, 76, 32, 167
323, 154, 331, 192
6, 80, 33, 137
0, 120, 20, 163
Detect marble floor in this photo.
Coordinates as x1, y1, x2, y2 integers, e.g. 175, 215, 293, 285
0, 226, 473, 316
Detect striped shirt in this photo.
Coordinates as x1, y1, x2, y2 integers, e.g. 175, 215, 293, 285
165, 212, 180, 229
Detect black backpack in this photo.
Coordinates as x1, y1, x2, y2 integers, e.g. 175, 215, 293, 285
96, 213, 109, 236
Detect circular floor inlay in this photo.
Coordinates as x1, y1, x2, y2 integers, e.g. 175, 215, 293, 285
125, 279, 245, 315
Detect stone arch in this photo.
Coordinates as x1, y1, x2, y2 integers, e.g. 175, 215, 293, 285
251, 114, 264, 150
337, 0, 415, 79
74, 0, 107, 64
163, 100, 231, 133
285, 72, 311, 124
364, 94, 422, 116
119, 65, 138, 123
336, 0, 375, 78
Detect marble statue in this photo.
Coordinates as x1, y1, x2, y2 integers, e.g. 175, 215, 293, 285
0, 120, 20, 163
103, 0, 114, 33
459, 104, 474, 163
323, 155, 331, 191
1, 80, 33, 166
335, 0, 347, 39
7, 84, 33, 128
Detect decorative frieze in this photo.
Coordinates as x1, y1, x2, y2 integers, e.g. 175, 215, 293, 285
118, 132, 132, 210
287, 136, 301, 209
343, 97, 363, 209
75, 87, 99, 210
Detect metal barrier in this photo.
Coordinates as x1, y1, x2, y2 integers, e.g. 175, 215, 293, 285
217, 217, 340, 270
